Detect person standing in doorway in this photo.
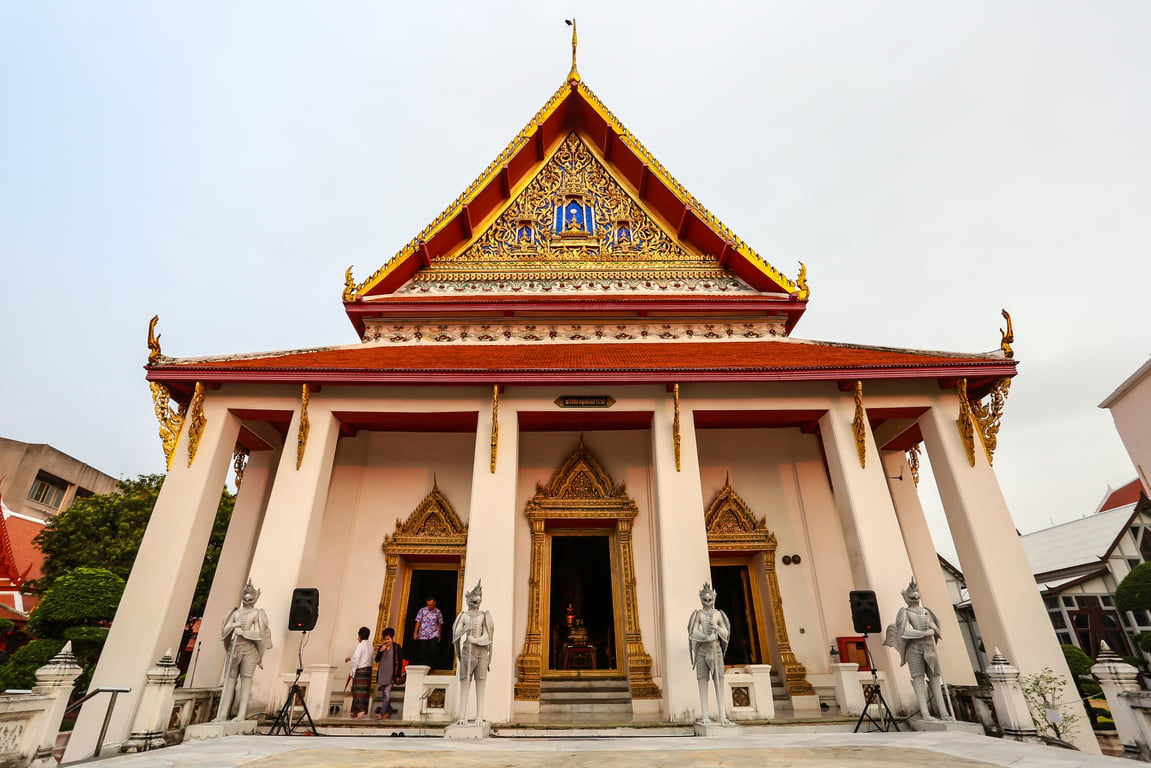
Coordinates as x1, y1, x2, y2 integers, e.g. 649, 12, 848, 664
374, 627, 404, 719
414, 596, 444, 670
345, 626, 373, 719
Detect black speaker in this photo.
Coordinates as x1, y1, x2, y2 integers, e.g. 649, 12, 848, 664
849, 590, 882, 634
288, 588, 319, 632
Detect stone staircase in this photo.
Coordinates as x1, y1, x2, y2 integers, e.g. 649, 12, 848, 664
539, 676, 633, 717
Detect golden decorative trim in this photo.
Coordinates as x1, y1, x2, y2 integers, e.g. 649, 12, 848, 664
955, 379, 977, 467
377, 480, 469, 643
296, 384, 310, 470
565, 18, 579, 83
970, 378, 1012, 466
796, 261, 809, 299
704, 478, 815, 698
147, 315, 162, 366
185, 382, 207, 468
673, 383, 682, 472
906, 445, 921, 486
851, 380, 866, 468
232, 447, 249, 490
516, 438, 660, 701
1000, 309, 1014, 359
149, 382, 186, 471
490, 385, 499, 473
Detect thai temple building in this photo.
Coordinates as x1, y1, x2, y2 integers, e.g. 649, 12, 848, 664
69, 31, 1089, 757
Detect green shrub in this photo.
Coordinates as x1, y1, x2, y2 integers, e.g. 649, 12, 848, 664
1116, 563, 1151, 613
26, 568, 125, 639
1062, 644, 1094, 678
0, 639, 66, 692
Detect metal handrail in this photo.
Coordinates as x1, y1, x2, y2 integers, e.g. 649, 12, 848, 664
64, 687, 131, 760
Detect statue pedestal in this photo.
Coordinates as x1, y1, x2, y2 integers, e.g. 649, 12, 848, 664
692, 721, 742, 737
444, 721, 490, 739
184, 720, 259, 741
907, 718, 983, 735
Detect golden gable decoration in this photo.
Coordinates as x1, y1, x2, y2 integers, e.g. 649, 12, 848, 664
704, 476, 815, 699
422, 133, 729, 284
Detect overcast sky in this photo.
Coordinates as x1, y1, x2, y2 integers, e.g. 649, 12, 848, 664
1, 2, 1147, 561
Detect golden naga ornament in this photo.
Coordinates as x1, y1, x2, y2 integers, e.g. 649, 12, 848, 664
343, 266, 356, 302
232, 447, 249, 489
296, 384, 311, 470
185, 382, 207, 468
1000, 309, 1014, 358
147, 315, 162, 366
851, 380, 867, 468
150, 382, 186, 470
906, 444, 921, 486
796, 261, 810, 299
490, 385, 500, 473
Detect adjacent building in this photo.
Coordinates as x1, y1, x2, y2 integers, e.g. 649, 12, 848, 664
0, 437, 118, 522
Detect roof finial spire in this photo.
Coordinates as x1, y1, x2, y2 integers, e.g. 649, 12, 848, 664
565, 18, 580, 83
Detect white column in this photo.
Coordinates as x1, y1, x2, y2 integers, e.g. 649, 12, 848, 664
919, 392, 1098, 753
881, 450, 975, 686
651, 389, 712, 721
189, 446, 280, 688
245, 408, 341, 713
65, 400, 240, 762
818, 397, 915, 712
461, 391, 518, 723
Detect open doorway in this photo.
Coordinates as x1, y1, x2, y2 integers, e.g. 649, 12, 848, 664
402, 568, 459, 672
549, 535, 617, 671
710, 563, 763, 666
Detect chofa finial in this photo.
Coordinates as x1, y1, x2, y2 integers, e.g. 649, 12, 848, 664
564, 19, 580, 83
1000, 309, 1014, 358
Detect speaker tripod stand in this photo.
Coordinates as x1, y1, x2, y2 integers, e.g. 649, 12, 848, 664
268, 632, 318, 736
853, 634, 899, 733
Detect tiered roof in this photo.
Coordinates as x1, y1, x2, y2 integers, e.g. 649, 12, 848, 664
147, 48, 1017, 397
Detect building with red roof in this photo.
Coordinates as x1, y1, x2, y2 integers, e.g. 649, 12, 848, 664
70, 31, 1091, 756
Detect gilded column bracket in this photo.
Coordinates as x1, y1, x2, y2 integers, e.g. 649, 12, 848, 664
149, 382, 186, 471
296, 384, 310, 470
516, 438, 660, 701
851, 380, 866, 468
704, 478, 815, 698
673, 383, 682, 472
232, 447, 249, 489
906, 444, 921, 486
185, 382, 207, 468
955, 378, 977, 467
970, 378, 1012, 466
490, 385, 500, 473
377, 480, 469, 643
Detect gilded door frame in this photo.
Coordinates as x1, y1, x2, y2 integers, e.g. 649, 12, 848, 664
703, 476, 815, 698
515, 438, 660, 701
377, 480, 468, 646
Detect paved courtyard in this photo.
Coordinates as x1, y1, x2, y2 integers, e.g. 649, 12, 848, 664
74, 731, 1132, 768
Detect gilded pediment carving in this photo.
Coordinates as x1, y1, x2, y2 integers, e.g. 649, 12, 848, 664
704, 476, 775, 550
383, 479, 468, 553
535, 437, 626, 503
422, 133, 728, 284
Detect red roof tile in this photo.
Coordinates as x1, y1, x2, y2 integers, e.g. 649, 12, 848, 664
4, 516, 45, 584
1100, 479, 1147, 512
152, 341, 1014, 386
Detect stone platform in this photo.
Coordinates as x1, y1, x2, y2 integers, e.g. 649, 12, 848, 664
77, 730, 1130, 768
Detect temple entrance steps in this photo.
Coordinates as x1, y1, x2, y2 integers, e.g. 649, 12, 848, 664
539, 675, 633, 717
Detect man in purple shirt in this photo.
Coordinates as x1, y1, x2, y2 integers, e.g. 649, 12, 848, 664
413, 596, 444, 670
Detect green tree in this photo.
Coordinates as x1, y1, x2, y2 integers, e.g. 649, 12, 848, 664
1116, 562, 1151, 613
30, 474, 234, 617
1020, 666, 1081, 743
